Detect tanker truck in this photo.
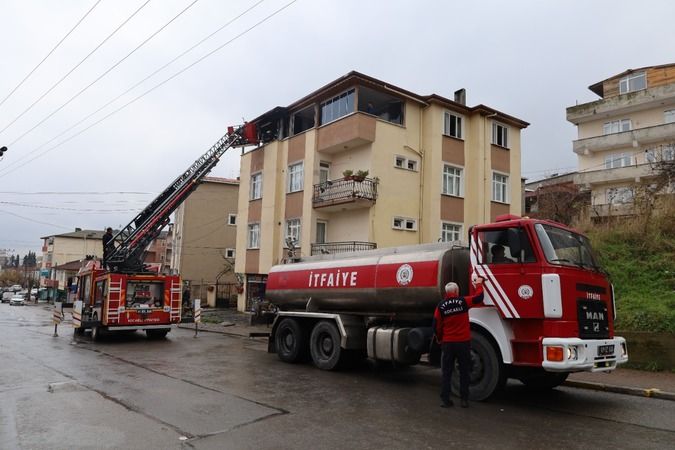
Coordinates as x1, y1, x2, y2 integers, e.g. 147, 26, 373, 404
265, 215, 628, 400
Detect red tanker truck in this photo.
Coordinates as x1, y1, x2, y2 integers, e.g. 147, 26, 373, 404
266, 215, 628, 400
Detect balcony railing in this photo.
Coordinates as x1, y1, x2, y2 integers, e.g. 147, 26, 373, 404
312, 177, 378, 209
311, 241, 377, 255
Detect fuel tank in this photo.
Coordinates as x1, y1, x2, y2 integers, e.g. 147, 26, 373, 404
266, 243, 470, 314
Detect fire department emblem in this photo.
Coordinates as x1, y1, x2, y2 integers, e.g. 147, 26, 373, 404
396, 264, 413, 286
518, 285, 533, 300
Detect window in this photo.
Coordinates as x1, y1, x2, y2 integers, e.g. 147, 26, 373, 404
392, 217, 417, 231
247, 223, 260, 249
394, 155, 418, 171
492, 172, 509, 203
603, 119, 631, 135
479, 227, 536, 264
604, 153, 632, 169
319, 162, 330, 184
292, 105, 315, 135
225, 248, 235, 258
443, 112, 463, 139
665, 109, 675, 124
664, 144, 675, 161
250, 173, 262, 200
619, 72, 646, 94
316, 221, 327, 244
287, 162, 304, 193
227, 214, 236, 226
320, 89, 355, 125
492, 122, 508, 148
607, 187, 634, 204
442, 164, 463, 197
285, 219, 301, 246
441, 223, 462, 243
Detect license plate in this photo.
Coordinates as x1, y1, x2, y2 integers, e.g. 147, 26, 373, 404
598, 344, 614, 356
138, 309, 151, 315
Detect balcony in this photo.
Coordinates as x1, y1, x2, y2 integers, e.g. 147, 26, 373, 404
312, 177, 378, 211
574, 163, 656, 186
573, 122, 675, 154
316, 113, 376, 153
311, 241, 377, 256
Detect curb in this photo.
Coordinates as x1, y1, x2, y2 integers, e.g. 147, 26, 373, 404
564, 380, 675, 401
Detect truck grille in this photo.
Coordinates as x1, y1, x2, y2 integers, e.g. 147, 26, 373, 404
577, 299, 609, 339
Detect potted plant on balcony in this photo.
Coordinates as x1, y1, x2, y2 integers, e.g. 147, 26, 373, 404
342, 169, 354, 180
353, 170, 369, 182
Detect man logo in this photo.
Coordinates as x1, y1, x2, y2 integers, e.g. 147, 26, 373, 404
593, 322, 600, 332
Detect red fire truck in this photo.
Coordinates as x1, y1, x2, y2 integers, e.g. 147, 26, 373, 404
266, 215, 628, 400
72, 123, 258, 340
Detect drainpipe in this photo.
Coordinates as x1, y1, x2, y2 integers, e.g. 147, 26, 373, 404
484, 113, 498, 223
404, 144, 424, 244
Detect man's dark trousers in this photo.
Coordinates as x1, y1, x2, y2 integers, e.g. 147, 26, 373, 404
440, 341, 471, 402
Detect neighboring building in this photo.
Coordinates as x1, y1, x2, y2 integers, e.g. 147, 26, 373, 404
234, 71, 529, 312
567, 63, 675, 219
171, 177, 239, 306
524, 172, 588, 224
144, 230, 171, 273
40, 229, 105, 287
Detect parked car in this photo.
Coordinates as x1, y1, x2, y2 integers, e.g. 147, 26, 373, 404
2, 291, 13, 303
10, 284, 22, 292
10, 294, 25, 306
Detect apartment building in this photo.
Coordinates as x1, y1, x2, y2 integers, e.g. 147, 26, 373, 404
234, 71, 528, 312
40, 229, 104, 288
567, 63, 675, 218
171, 177, 239, 306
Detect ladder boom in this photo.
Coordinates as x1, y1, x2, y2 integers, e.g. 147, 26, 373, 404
105, 123, 257, 272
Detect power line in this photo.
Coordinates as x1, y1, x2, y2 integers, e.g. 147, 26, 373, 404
0, 0, 266, 176
0, 0, 298, 178
0, 0, 153, 137
0, 190, 153, 195
0, 209, 71, 230
5, 0, 202, 149
0, 201, 142, 213
0, 0, 103, 110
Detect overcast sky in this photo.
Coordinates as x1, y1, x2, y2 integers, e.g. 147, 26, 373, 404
1, 0, 674, 257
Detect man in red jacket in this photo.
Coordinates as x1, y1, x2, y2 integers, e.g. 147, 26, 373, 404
434, 276, 484, 408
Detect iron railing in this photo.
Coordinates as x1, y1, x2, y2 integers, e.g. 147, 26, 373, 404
312, 177, 378, 208
311, 241, 377, 255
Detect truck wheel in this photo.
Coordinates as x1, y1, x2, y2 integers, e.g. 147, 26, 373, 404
452, 331, 504, 401
91, 326, 103, 341
310, 320, 343, 370
146, 329, 169, 340
275, 318, 308, 363
519, 370, 569, 390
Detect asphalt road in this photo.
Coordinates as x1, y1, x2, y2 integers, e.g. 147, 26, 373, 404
1, 303, 673, 450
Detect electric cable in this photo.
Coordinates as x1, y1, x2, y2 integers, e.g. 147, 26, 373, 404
0, 0, 266, 176
0, 0, 297, 179
0, 0, 153, 137
0, 0, 103, 110
5, 0, 202, 149
0, 209, 71, 230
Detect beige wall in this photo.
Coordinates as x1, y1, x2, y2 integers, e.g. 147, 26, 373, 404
50, 236, 102, 266
173, 180, 239, 291
578, 108, 671, 140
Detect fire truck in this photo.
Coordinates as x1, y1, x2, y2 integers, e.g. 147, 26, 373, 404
266, 215, 628, 400
72, 123, 258, 340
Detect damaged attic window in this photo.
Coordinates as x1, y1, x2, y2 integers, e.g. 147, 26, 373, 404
320, 89, 355, 125
292, 105, 315, 135
357, 85, 404, 125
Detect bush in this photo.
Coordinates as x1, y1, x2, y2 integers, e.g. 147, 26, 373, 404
583, 211, 675, 333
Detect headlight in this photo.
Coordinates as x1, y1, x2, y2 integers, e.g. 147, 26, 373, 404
566, 346, 579, 361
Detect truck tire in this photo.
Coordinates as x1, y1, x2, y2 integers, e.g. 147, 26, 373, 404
452, 331, 504, 401
310, 320, 343, 370
91, 326, 103, 341
519, 370, 569, 390
146, 329, 169, 340
275, 318, 308, 363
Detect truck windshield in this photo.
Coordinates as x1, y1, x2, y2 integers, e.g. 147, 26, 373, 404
534, 223, 602, 271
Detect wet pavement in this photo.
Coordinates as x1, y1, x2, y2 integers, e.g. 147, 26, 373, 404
1, 303, 674, 449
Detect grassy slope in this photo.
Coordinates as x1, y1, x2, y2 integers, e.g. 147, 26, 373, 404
584, 216, 675, 333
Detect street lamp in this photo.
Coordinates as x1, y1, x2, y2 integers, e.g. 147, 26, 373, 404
0, 146, 7, 159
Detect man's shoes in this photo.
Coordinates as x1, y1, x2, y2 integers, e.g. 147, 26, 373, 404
460, 399, 469, 408
440, 399, 454, 408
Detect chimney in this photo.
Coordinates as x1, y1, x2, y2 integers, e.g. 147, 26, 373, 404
454, 88, 466, 105
75, 227, 82, 232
